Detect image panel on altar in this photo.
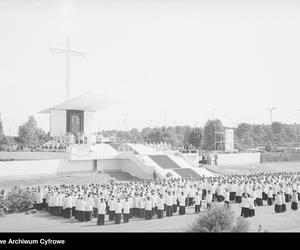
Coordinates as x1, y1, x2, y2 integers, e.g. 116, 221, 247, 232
66, 110, 84, 134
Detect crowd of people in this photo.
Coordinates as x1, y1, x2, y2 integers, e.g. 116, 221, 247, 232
26, 171, 300, 225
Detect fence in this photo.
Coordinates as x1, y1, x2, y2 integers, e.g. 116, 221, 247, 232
261, 151, 300, 163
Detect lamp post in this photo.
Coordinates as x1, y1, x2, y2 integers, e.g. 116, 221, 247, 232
267, 107, 276, 124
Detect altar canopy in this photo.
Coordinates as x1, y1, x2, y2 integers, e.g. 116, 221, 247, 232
39, 93, 124, 137
39, 93, 123, 113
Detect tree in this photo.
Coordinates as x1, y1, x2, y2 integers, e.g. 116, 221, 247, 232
0, 113, 5, 144
202, 119, 223, 150
18, 116, 40, 148
235, 123, 252, 138
272, 122, 284, 135
188, 127, 203, 149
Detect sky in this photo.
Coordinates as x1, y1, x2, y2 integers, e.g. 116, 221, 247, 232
1, 0, 300, 135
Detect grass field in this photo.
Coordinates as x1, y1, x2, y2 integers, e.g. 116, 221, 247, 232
205, 161, 300, 175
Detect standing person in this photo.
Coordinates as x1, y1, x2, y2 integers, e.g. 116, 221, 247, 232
84, 197, 93, 222
206, 190, 213, 210
274, 192, 283, 213
236, 183, 243, 204
75, 195, 81, 220
165, 191, 173, 217
285, 184, 292, 203
48, 193, 55, 215
97, 198, 106, 225
178, 191, 186, 215
93, 195, 98, 218
123, 197, 130, 223
248, 195, 255, 217
224, 189, 230, 207
188, 186, 195, 206
262, 182, 268, 202
172, 191, 178, 214
145, 196, 152, 220
132, 193, 138, 218
255, 186, 263, 207
194, 192, 201, 214
281, 191, 287, 213
58, 192, 64, 217
115, 198, 122, 224
108, 197, 116, 222
77, 198, 85, 222
128, 194, 133, 219
54, 192, 60, 216
241, 193, 250, 218
64, 195, 72, 218
35, 188, 44, 211
216, 183, 224, 203
214, 154, 218, 165
228, 182, 235, 202
138, 194, 145, 218
151, 192, 157, 217
153, 170, 157, 181
62, 194, 67, 218
291, 190, 299, 211
296, 183, 300, 201
157, 194, 165, 219
72, 193, 77, 218
267, 187, 273, 206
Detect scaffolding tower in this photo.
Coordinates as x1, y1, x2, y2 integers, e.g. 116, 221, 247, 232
214, 125, 225, 151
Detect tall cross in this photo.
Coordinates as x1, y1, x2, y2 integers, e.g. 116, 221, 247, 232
50, 37, 86, 100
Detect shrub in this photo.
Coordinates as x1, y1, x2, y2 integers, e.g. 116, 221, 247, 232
187, 205, 249, 232
4, 186, 35, 214
0, 194, 7, 217
231, 216, 250, 232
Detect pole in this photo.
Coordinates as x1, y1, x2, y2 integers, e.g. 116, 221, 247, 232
66, 37, 71, 100
267, 107, 275, 125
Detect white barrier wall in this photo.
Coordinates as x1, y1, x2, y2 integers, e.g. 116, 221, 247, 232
97, 159, 122, 172
216, 153, 261, 165
0, 152, 67, 160
0, 159, 93, 178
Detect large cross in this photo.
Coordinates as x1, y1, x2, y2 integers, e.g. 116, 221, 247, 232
50, 37, 86, 100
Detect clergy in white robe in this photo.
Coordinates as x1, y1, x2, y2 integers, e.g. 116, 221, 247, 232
157, 195, 165, 219
122, 198, 130, 223
97, 198, 106, 225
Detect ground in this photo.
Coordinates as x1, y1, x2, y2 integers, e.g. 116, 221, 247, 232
1, 201, 300, 232
1, 161, 300, 232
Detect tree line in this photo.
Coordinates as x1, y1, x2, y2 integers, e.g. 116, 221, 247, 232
1, 114, 300, 152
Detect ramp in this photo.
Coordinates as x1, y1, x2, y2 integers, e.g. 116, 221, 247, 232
172, 168, 202, 179
148, 155, 181, 169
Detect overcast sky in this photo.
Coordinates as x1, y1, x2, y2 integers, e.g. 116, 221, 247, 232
1, 0, 300, 135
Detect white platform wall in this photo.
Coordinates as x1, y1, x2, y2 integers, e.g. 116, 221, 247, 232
217, 153, 261, 165
0, 159, 93, 178
50, 110, 66, 137
83, 111, 96, 134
